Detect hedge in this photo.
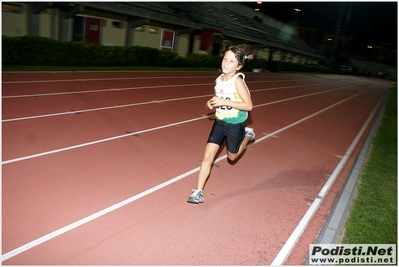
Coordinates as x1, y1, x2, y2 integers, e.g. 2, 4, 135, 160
2, 35, 331, 73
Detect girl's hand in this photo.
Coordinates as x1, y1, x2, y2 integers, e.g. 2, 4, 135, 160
206, 99, 214, 110
210, 96, 225, 108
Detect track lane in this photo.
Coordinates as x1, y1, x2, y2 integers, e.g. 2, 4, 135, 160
2, 95, 378, 264
2, 74, 335, 118
2, 72, 390, 265
2, 81, 359, 160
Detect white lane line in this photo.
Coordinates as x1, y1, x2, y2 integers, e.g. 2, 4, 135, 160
2, 82, 338, 122
256, 89, 368, 144
1, 89, 369, 261
1, 75, 217, 84
1, 167, 201, 262
1, 82, 215, 98
271, 90, 384, 265
254, 85, 353, 108
2, 95, 212, 122
2, 85, 352, 164
1, 116, 206, 165
1, 74, 309, 85
2, 80, 333, 99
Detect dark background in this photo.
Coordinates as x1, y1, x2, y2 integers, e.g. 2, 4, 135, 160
243, 1, 397, 52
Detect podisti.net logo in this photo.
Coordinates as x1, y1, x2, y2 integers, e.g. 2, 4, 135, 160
309, 244, 396, 265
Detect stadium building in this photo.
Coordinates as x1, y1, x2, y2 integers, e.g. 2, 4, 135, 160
2, 2, 325, 65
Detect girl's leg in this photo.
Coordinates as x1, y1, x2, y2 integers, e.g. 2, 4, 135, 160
197, 143, 220, 190
227, 135, 250, 161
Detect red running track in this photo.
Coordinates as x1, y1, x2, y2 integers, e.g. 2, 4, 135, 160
2, 71, 390, 265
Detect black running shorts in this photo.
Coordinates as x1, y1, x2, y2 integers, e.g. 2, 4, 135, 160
207, 119, 245, 154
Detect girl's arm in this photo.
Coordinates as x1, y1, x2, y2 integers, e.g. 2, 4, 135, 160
206, 77, 219, 110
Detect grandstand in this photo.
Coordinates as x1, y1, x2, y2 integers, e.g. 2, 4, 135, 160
2, 2, 325, 65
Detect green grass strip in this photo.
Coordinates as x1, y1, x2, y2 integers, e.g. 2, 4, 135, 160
342, 84, 397, 245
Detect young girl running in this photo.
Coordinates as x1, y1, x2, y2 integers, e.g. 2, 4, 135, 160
188, 45, 255, 204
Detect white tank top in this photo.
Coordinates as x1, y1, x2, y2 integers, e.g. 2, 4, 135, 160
214, 72, 250, 123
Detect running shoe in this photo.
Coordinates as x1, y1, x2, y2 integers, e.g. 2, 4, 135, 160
187, 189, 204, 204
245, 127, 255, 140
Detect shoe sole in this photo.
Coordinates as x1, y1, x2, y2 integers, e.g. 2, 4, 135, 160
187, 198, 204, 204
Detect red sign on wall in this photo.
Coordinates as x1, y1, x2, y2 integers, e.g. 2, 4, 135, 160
160, 30, 175, 51
85, 18, 102, 44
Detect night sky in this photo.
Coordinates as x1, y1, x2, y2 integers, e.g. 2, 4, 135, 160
243, 1, 397, 50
